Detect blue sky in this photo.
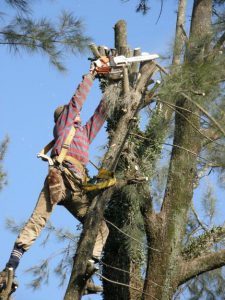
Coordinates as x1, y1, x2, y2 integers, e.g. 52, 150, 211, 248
2, 1, 223, 300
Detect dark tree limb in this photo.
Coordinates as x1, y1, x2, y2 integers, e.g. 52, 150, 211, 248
179, 250, 225, 285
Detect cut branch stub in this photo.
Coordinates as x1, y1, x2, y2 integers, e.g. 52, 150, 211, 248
114, 20, 128, 55
89, 43, 101, 58
98, 45, 109, 56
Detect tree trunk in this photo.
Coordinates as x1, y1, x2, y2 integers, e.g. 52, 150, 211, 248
102, 20, 144, 300
172, 0, 187, 66
142, 1, 212, 299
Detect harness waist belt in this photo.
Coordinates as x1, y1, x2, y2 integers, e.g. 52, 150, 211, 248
63, 155, 85, 175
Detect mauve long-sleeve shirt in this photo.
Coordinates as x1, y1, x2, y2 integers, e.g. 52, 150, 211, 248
51, 73, 107, 178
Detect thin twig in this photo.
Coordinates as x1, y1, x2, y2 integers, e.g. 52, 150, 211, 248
100, 260, 163, 288
129, 132, 223, 167
181, 92, 225, 137
190, 202, 208, 231
163, 98, 224, 146
45, 223, 80, 243
153, 96, 220, 145
105, 219, 161, 253
149, 96, 225, 148
155, 0, 164, 24
96, 272, 159, 300
152, 98, 205, 120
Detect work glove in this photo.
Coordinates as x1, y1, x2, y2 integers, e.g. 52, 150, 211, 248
90, 56, 110, 77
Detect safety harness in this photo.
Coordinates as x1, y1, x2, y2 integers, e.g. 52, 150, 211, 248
37, 126, 116, 191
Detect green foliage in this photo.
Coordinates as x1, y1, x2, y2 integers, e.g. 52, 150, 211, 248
26, 244, 74, 290
182, 226, 225, 260
5, 0, 30, 12
0, 136, 9, 191
1, 1, 92, 70
159, 54, 224, 109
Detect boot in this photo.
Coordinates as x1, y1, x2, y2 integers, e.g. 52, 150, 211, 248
0, 268, 18, 298
85, 259, 99, 277
0, 271, 6, 293
83, 279, 103, 295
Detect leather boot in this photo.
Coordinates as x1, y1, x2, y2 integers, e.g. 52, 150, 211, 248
83, 279, 103, 295
0, 268, 18, 295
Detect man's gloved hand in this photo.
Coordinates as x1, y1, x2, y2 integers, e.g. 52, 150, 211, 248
90, 56, 110, 77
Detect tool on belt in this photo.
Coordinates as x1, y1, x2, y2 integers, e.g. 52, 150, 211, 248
37, 125, 116, 196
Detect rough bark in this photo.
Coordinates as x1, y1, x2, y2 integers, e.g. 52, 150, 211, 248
103, 22, 143, 299
114, 20, 128, 56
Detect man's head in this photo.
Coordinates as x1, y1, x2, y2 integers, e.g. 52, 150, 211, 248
54, 105, 65, 123
54, 105, 82, 124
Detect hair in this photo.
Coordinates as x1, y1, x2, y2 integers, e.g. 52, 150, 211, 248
54, 105, 65, 123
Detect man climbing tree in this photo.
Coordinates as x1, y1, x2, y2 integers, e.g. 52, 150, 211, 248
0, 59, 113, 298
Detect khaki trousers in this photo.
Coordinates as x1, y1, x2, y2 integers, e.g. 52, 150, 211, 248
16, 168, 109, 259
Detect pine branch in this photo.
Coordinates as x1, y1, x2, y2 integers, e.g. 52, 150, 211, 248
5, 0, 30, 13
181, 92, 225, 137
129, 132, 223, 167
0, 13, 92, 71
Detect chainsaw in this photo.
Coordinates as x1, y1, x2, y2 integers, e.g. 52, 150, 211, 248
92, 52, 159, 79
